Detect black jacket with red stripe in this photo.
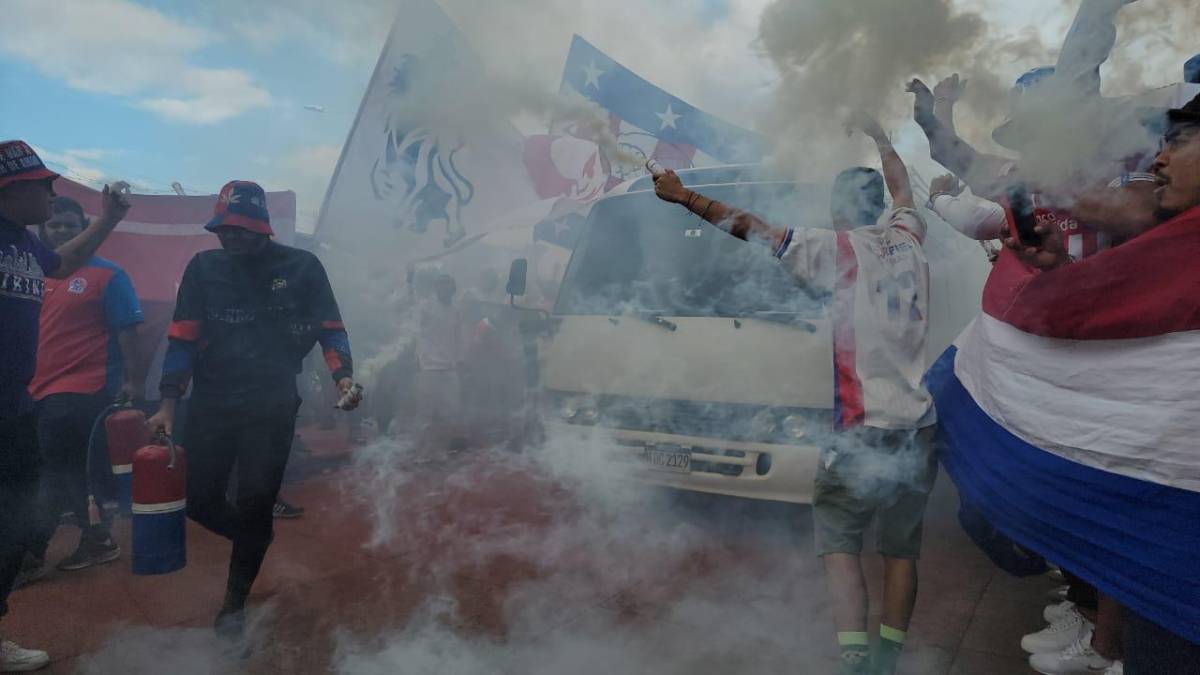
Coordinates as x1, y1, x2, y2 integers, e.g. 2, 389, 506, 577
160, 242, 352, 402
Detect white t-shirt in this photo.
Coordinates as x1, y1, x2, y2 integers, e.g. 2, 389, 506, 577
774, 207, 935, 430
416, 299, 467, 371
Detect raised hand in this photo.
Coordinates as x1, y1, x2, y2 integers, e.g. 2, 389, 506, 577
933, 73, 967, 103
100, 181, 132, 225
843, 109, 888, 144
929, 174, 964, 198
652, 169, 689, 205
906, 78, 936, 125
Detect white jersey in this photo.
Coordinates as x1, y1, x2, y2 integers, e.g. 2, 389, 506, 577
416, 299, 467, 372
775, 208, 935, 430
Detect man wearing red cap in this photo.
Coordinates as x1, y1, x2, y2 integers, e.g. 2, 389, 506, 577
0, 140, 130, 672
147, 180, 361, 641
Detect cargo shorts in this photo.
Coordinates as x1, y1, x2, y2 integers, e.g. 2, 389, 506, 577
813, 425, 938, 560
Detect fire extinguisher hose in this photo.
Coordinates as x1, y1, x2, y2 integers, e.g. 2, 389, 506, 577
87, 401, 130, 479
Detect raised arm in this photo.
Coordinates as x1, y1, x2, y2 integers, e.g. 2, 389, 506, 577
933, 74, 967, 137
845, 111, 914, 209
927, 173, 1007, 240
48, 183, 131, 279
651, 170, 788, 252
907, 78, 1012, 198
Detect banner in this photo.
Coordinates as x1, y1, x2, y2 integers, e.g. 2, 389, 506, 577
315, 0, 538, 260
53, 178, 296, 398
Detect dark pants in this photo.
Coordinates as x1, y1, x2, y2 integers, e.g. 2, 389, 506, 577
1124, 611, 1200, 675
0, 415, 41, 620
30, 392, 114, 557
1063, 568, 1099, 612
183, 394, 298, 604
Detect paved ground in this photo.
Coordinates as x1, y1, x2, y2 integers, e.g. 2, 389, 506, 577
3, 428, 1055, 674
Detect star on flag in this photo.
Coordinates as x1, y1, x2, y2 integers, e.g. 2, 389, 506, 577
656, 104, 681, 130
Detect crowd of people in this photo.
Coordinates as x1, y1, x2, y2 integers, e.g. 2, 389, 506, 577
644, 1, 1200, 673
1, 1, 1198, 673
0, 164, 362, 670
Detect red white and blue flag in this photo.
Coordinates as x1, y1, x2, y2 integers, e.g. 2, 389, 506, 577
926, 205, 1200, 643
525, 35, 766, 248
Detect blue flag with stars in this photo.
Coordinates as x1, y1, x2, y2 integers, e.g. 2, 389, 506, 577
558, 35, 766, 177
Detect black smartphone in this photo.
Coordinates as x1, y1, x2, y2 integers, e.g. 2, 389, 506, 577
1006, 184, 1043, 247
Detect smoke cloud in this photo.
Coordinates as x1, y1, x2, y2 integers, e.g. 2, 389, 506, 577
38, 3, 1200, 675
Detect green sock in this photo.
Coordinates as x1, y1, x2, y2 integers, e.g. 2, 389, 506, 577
837, 632, 870, 674
874, 624, 907, 675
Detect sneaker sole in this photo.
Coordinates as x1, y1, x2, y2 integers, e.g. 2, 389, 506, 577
57, 549, 120, 572
273, 511, 304, 519
13, 569, 48, 589
0, 658, 51, 673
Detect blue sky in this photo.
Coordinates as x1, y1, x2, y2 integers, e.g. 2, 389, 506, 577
2, 0, 1192, 230
0, 0, 759, 229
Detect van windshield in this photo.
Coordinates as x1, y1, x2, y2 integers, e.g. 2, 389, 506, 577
555, 183, 829, 319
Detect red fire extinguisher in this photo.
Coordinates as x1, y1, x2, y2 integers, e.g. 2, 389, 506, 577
103, 405, 148, 514
131, 434, 187, 575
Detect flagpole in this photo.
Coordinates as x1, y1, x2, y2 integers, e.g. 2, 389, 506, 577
311, 6, 405, 241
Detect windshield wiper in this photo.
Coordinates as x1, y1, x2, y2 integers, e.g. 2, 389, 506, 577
744, 310, 818, 333
615, 311, 678, 332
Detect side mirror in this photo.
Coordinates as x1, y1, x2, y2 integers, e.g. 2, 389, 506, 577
506, 258, 528, 298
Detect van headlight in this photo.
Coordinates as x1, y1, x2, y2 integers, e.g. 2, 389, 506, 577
781, 415, 807, 440
560, 397, 581, 421
560, 396, 599, 425
749, 410, 778, 438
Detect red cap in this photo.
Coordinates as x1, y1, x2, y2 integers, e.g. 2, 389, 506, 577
0, 141, 59, 190
205, 180, 273, 236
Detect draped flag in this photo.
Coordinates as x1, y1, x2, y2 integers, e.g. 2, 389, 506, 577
316, 0, 537, 259
926, 205, 1200, 643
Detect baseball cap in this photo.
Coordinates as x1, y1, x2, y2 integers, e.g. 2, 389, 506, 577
0, 140, 59, 190
1166, 93, 1200, 128
992, 67, 1057, 150
205, 180, 273, 236
1185, 54, 1200, 84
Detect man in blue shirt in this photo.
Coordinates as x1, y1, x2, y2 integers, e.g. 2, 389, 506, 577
0, 140, 130, 672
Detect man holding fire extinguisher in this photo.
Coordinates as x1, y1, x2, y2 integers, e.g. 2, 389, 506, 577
146, 180, 361, 641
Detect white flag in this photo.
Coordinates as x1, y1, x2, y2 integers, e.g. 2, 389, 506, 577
315, 0, 538, 260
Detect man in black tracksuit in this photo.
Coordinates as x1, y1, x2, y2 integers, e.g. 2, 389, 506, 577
147, 180, 361, 639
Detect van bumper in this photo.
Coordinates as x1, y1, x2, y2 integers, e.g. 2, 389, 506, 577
545, 422, 820, 504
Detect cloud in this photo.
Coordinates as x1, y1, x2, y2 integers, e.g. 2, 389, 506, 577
1, 0, 270, 124
261, 144, 344, 233
30, 145, 119, 187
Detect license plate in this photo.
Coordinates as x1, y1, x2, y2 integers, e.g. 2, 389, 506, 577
642, 445, 691, 473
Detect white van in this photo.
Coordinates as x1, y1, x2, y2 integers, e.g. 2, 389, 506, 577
532, 167, 987, 504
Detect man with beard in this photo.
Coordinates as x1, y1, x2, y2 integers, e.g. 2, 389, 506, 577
147, 180, 361, 640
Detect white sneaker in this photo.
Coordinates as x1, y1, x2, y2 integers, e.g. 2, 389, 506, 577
1044, 600, 1076, 624
1029, 630, 1113, 674
1022, 606, 1093, 654
1047, 585, 1071, 601
0, 640, 49, 672
1103, 661, 1123, 675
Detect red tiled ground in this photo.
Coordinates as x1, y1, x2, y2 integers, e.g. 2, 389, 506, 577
3, 435, 1054, 674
